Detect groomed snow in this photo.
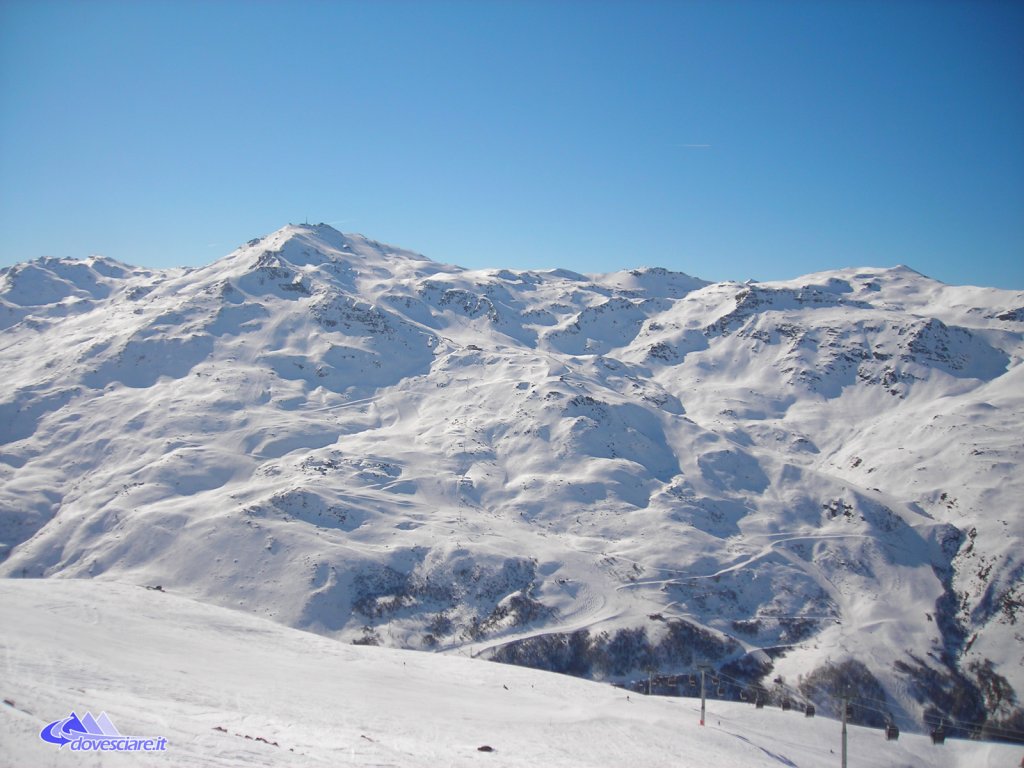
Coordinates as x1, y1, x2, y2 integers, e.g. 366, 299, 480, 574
0, 580, 1017, 767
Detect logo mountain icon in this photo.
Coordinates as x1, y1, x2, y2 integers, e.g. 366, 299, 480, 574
40, 711, 123, 748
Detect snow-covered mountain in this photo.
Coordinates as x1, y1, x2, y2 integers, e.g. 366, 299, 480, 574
1, 224, 1021, 737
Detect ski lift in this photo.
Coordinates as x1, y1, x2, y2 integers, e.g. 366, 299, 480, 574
716, 685, 725, 696
845, 703, 854, 719
755, 696, 765, 709
739, 690, 749, 702
885, 723, 900, 741
805, 704, 816, 718
781, 699, 792, 712
710, 676, 720, 687
688, 675, 697, 688
930, 725, 946, 745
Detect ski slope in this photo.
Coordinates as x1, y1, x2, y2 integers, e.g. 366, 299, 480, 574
0, 579, 1016, 768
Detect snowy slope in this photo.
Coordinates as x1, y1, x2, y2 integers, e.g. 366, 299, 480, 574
1, 579, 1017, 768
1, 224, 1021, 737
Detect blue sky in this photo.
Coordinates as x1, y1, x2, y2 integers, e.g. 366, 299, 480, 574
1, 0, 1022, 288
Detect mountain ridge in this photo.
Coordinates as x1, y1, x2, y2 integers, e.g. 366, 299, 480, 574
1, 224, 1021, 736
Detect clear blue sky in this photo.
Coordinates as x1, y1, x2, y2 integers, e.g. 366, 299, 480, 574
1, 0, 1022, 288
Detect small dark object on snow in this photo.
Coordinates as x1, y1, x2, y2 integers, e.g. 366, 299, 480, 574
146, 585, 165, 592
478, 745, 495, 752
930, 725, 946, 745
212, 725, 227, 732
503, 684, 508, 690
2, 699, 14, 708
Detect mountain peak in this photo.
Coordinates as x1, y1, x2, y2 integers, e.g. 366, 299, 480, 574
235, 223, 449, 275
248, 222, 360, 263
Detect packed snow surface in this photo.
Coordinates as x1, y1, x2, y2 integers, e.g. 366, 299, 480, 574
1, 579, 1017, 767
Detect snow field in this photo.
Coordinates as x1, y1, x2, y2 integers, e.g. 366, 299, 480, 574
1, 579, 1017, 768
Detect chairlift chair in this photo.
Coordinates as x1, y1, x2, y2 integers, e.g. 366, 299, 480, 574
805, 704, 816, 718
885, 723, 900, 741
